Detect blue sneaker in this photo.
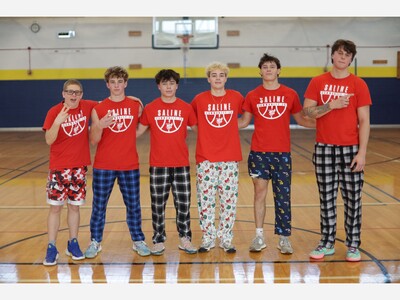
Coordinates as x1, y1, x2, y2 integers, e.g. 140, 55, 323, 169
65, 238, 85, 260
43, 243, 59, 266
132, 241, 151, 256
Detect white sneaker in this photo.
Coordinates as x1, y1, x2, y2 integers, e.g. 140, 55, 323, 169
151, 242, 165, 256
277, 236, 293, 254
178, 236, 197, 254
249, 235, 266, 252
198, 240, 216, 253
219, 240, 236, 253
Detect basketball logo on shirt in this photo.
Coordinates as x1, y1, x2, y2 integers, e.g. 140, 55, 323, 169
62, 111, 86, 137
107, 108, 134, 133
257, 96, 287, 120
204, 103, 233, 128
320, 84, 350, 104
155, 109, 183, 133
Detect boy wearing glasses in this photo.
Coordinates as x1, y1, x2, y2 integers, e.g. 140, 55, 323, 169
42, 79, 98, 265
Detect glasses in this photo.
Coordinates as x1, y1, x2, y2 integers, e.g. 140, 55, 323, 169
64, 90, 83, 96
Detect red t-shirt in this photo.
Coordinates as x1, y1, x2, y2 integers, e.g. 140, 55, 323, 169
139, 97, 197, 167
42, 99, 98, 170
243, 84, 302, 152
93, 97, 140, 170
191, 89, 244, 164
304, 72, 372, 145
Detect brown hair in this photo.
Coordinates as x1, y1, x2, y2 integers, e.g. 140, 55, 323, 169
104, 66, 129, 82
331, 39, 357, 63
63, 79, 82, 91
258, 53, 281, 69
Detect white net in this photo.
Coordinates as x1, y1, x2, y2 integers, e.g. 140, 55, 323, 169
177, 34, 193, 53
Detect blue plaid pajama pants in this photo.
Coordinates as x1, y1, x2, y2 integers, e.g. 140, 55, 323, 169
90, 168, 145, 243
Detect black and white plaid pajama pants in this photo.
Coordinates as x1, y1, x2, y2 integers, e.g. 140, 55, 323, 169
149, 166, 193, 244
312, 142, 364, 249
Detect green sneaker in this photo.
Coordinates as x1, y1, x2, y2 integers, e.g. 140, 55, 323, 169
309, 245, 335, 259
346, 247, 361, 262
85, 239, 102, 258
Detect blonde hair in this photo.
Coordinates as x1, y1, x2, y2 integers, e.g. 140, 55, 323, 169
205, 61, 229, 78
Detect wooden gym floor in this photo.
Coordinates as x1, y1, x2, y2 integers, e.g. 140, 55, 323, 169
0, 128, 399, 290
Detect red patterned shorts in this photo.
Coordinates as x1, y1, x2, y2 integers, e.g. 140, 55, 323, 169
46, 166, 87, 206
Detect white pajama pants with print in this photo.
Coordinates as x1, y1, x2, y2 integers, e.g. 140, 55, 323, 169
196, 160, 239, 244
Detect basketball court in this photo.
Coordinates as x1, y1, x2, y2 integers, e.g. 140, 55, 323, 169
1, 128, 399, 285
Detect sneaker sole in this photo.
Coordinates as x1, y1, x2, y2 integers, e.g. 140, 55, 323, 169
85, 245, 102, 259
249, 244, 267, 252
178, 246, 197, 254
346, 254, 361, 262
277, 245, 293, 254
133, 250, 151, 257
65, 249, 85, 260
309, 249, 335, 260
198, 246, 215, 253
220, 247, 236, 253
346, 257, 361, 262
151, 249, 165, 256
132, 248, 151, 257
198, 243, 215, 253
43, 253, 59, 266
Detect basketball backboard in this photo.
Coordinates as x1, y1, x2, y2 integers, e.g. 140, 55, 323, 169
152, 17, 219, 50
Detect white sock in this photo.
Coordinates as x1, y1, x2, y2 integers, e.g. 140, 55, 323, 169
256, 228, 263, 237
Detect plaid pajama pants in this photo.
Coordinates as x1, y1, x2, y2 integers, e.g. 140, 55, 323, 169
90, 168, 145, 243
312, 143, 364, 249
149, 166, 192, 244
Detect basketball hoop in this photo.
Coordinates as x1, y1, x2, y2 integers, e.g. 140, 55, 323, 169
177, 34, 193, 53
